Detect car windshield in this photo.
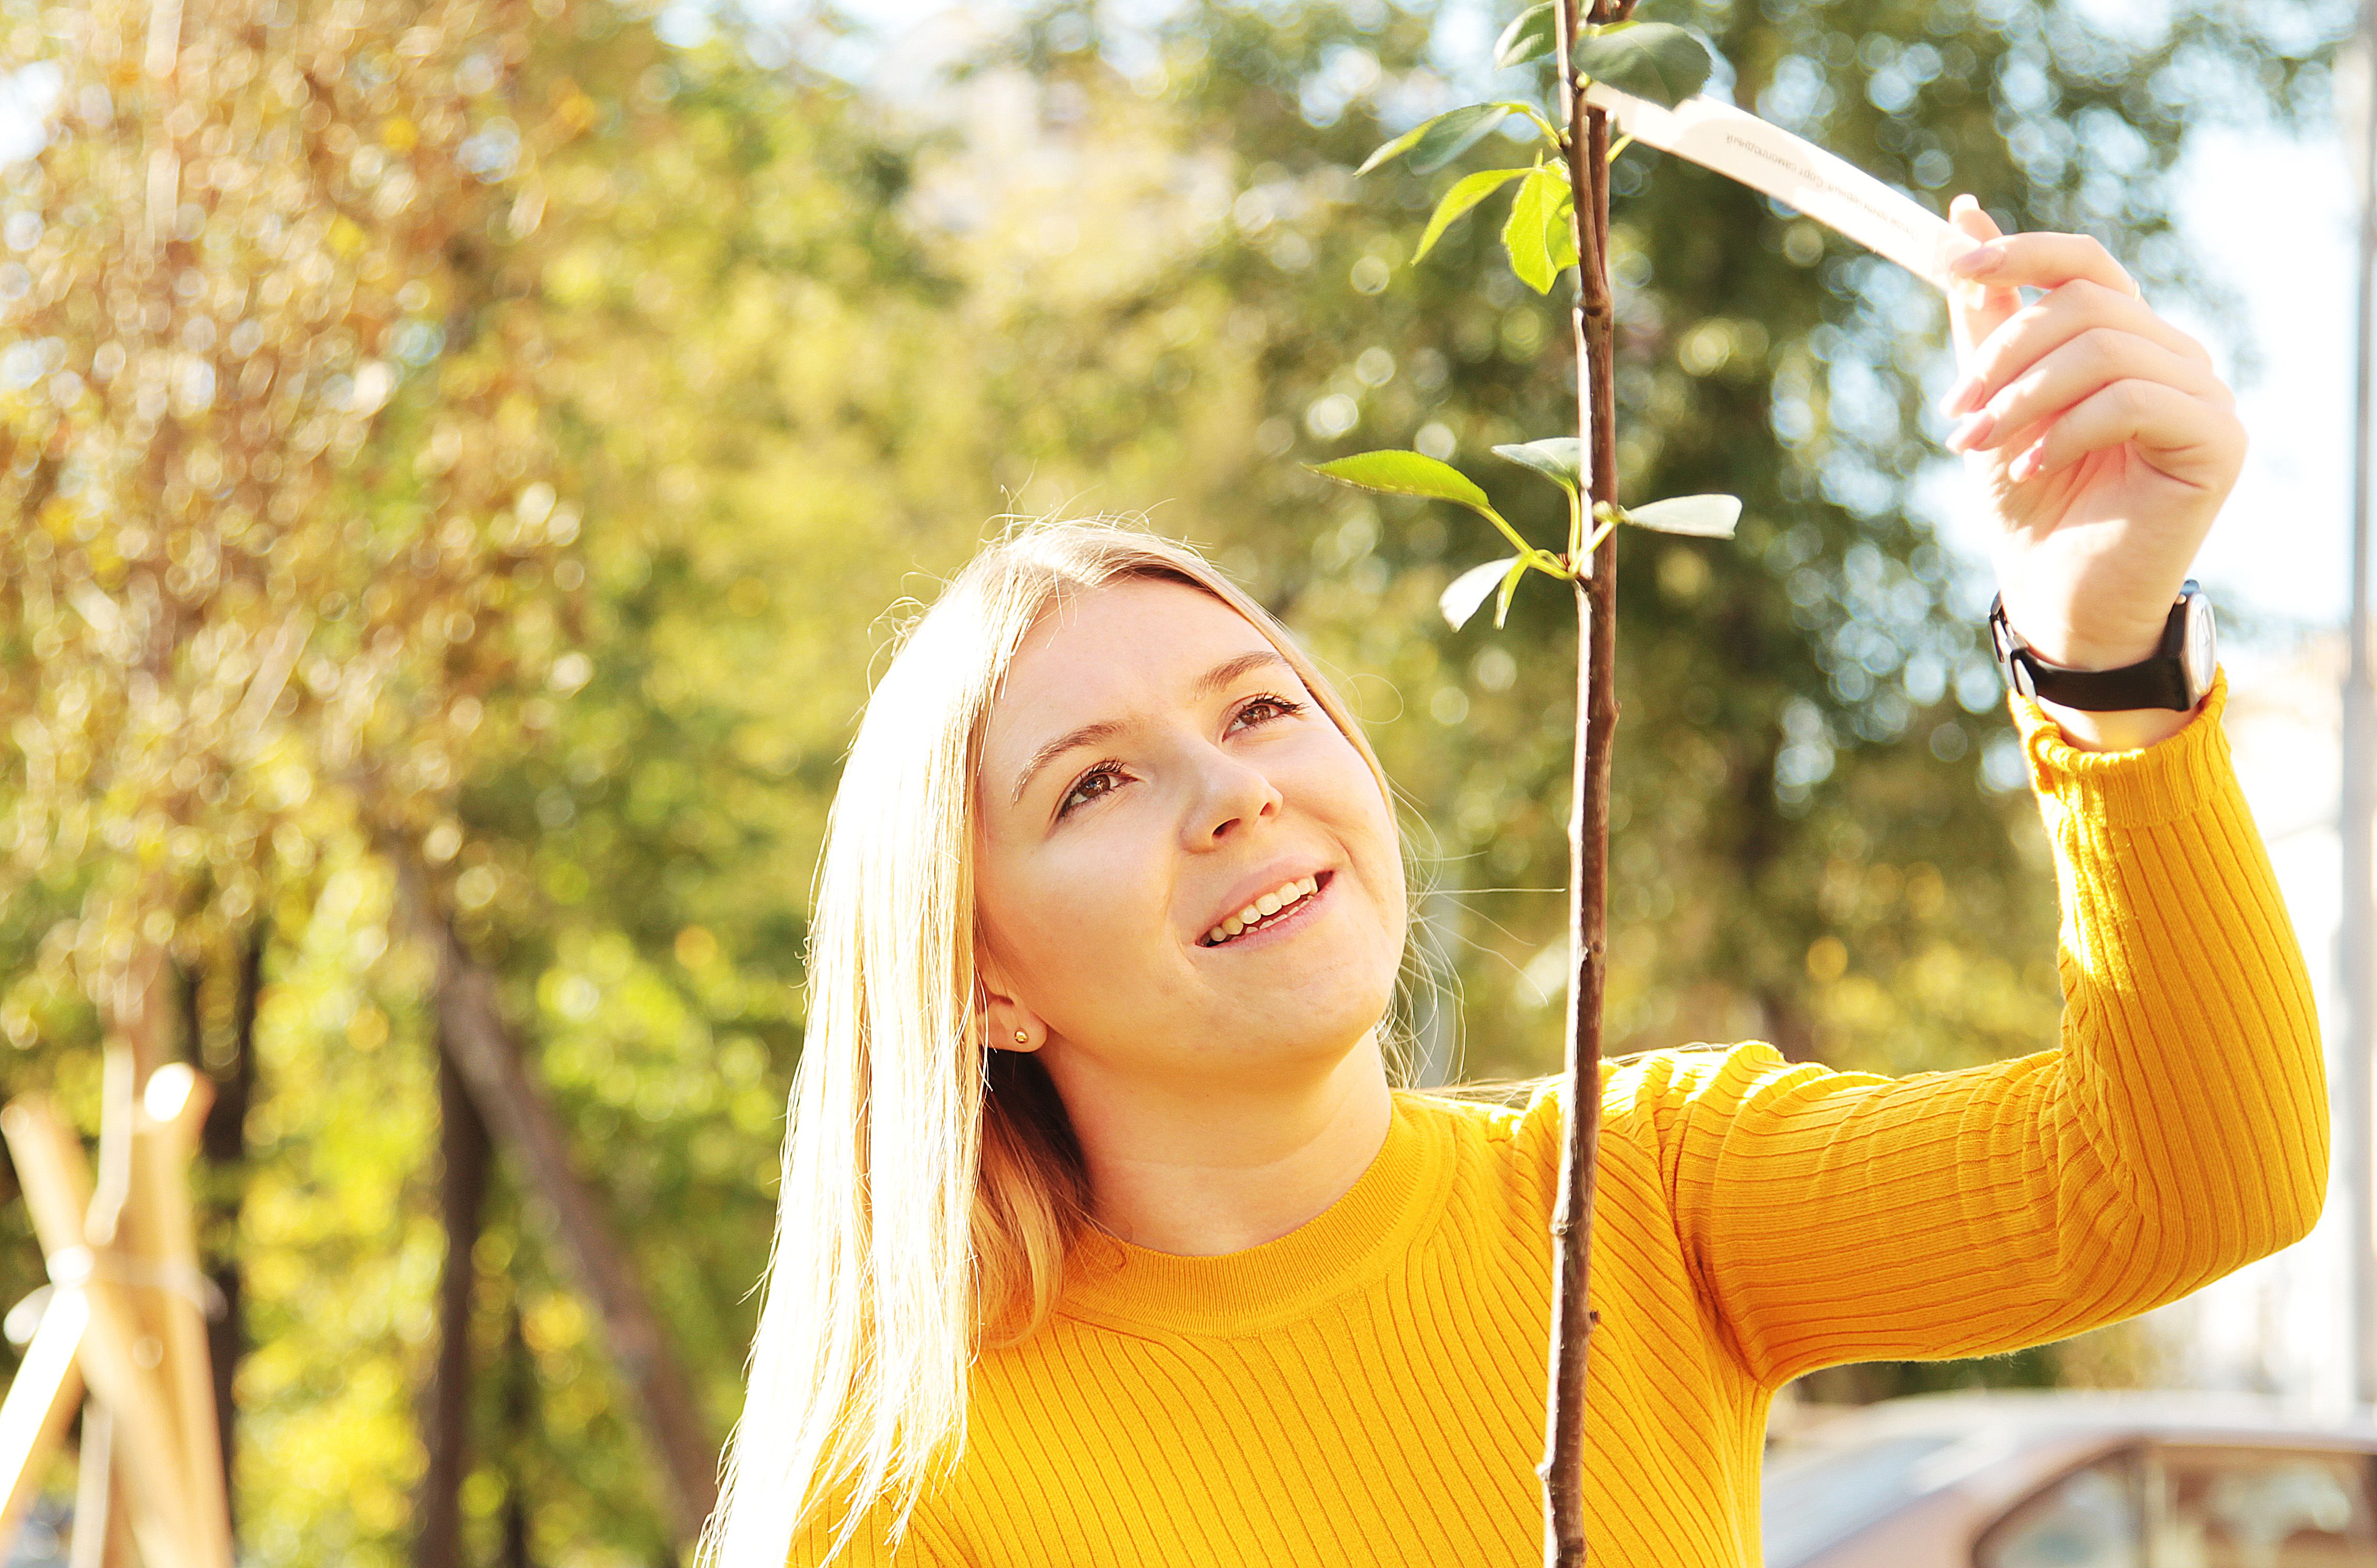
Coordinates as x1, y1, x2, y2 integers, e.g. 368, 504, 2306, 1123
1763, 1432, 1963, 1568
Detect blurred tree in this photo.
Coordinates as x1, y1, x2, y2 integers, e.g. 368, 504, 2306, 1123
0, 0, 716, 1555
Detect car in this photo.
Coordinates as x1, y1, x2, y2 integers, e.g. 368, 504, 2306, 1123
1762, 1391, 2377, 1567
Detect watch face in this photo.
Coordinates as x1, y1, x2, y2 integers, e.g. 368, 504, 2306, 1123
2183, 595, 2217, 696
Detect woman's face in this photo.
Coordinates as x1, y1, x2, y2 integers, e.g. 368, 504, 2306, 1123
973, 577, 1406, 1091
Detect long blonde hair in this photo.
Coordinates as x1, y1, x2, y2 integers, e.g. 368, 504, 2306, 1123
702, 519, 1410, 1567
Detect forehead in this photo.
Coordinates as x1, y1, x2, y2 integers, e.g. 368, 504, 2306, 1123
983, 577, 1279, 744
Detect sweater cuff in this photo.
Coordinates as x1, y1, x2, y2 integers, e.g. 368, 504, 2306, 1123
2010, 667, 2233, 830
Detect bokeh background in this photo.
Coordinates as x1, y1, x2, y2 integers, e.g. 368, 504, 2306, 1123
0, 0, 2362, 1562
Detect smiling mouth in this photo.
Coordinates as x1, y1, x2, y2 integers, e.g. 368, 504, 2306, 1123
1198, 871, 1333, 948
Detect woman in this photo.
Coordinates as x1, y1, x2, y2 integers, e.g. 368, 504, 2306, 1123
706, 201, 2327, 1566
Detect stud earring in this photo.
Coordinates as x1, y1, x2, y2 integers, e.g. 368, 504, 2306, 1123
1013, 1030, 1028, 1045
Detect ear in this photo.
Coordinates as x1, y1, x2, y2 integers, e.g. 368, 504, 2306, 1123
973, 947, 1047, 1055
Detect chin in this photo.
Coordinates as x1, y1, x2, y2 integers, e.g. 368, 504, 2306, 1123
1240, 954, 1401, 1064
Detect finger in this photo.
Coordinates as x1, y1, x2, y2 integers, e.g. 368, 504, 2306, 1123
1947, 195, 2019, 359
1948, 229, 2140, 299
1942, 280, 2219, 418
2005, 377, 2246, 489
1945, 327, 2220, 457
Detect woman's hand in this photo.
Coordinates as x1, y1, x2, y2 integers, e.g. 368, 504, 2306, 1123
1939, 195, 2244, 749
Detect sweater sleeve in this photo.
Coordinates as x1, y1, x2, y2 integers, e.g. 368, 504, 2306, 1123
1658, 670, 2327, 1388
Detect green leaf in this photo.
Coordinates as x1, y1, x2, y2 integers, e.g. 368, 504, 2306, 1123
1620, 494, 1742, 537
1309, 450, 1537, 559
1494, 3, 1557, 69
1414, 167, 1531, 262
1490, 438, 1582, 495
1493, 553, 1533, 628
1357, 104, 1512, 177
1572, 22, 1713, 109
1548, 181, 1580, 272
1309, 449, 1494, 511
1501, 166, 1570, 295
1441, 556, 1519, 631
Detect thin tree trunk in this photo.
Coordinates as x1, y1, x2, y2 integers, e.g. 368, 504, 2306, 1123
389, 853, 719, 1544
500, 1298, 533, 1568
198, 927, 263, 1524
416, 1047, 490, 1568
1541, 0, 1625, 1562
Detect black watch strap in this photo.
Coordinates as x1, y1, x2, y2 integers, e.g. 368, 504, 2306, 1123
1989, 583, 2206, 713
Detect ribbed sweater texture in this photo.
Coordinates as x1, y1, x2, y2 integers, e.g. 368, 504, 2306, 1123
794, 674, 2329, 1566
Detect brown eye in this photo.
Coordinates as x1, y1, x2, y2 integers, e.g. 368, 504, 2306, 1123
1231, 693, 1305, 731
1058, 761, 1126, 817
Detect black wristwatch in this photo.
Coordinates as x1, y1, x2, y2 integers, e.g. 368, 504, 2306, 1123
1988, 580, 2216, 712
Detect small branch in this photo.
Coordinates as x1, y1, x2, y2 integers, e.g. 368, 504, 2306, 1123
1539, 1, 1621, 1564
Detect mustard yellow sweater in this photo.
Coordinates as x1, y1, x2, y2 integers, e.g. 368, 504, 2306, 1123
796, 676, 2327, 1566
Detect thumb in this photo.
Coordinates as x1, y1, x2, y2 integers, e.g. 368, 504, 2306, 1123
1946, 194, 2017, 364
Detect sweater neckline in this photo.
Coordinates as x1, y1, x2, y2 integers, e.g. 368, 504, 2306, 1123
1056, 1089, 1452, 1337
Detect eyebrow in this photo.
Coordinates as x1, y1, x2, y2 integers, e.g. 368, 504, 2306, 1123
1007, 648, 1292, 806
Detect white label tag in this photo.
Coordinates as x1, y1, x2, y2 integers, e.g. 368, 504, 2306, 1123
1584, 84, 1981, 293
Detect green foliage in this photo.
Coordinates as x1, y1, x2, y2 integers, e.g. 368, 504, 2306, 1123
1492, 554, 1538, 630
1441, 556, 1522, 631
1496, 4, 1559, 70
1416, 167, 1534, 262
1312, 448, 1498, 511
1607, 495, 1744, 538
1356, 103, 1518, 176
1310, 449, 1568, 616
1502, 163, 1580, 294
1571, 22, 1715, 110
1492, 438, 1584, 495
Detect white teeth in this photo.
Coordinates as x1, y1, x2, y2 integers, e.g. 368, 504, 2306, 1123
1204, 875, 1324, 947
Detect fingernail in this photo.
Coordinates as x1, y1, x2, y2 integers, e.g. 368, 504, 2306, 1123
1946, 409, 1995, 452
1949, 242, 2000, 275
2010, 446, 2043, 481
1940, 373, 1983, 416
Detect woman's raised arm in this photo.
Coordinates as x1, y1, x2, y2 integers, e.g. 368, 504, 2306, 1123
1648, 675, 2326, 1386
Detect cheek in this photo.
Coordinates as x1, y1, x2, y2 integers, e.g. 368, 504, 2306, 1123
1291, 743, 1399, 879
981, 826, 1177, 1005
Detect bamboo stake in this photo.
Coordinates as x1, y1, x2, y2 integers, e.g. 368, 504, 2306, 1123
1539, 0, 1627, 1561
0, 1286, 87, 1543
69, 1403, 110, 1568
127, 1063, 230, 1565
68, 1404, 134, 1568
0, 1097, 211, 1568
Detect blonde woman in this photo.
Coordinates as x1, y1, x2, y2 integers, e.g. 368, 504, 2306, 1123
705, 211, 2327, 1567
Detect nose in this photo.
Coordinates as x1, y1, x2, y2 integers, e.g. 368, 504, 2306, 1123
1184, 744, 1282, 849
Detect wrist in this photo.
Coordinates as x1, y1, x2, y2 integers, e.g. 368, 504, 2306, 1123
1989, 581, 2216, 731
2006, 621, 2165, 672
2015, 616, 2194, 751
2030, 697, 2194, 752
